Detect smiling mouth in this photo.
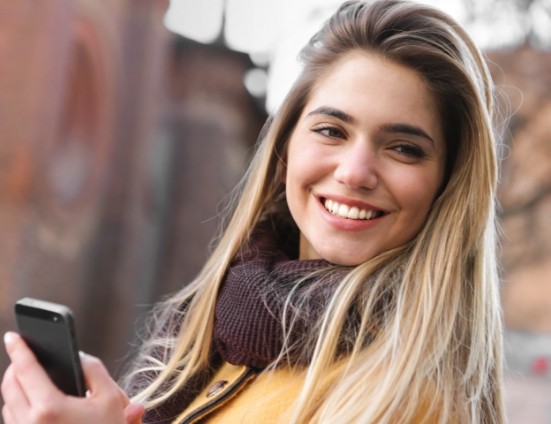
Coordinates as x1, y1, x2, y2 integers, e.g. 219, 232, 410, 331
323, 198, 386, 220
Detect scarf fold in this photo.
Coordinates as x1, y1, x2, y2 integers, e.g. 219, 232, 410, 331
213, 220, 347, 369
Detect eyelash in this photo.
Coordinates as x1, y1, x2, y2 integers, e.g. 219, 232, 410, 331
311, 126, 427, 159
311, 125, 345, 138
393, 143, 427, 159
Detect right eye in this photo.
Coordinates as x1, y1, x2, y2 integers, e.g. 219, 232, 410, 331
311, 125, 345, 138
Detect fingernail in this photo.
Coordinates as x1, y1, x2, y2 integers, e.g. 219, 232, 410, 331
4, 332, 16, 345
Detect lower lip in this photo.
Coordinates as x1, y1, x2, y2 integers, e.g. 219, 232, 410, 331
318, 201, 384, 231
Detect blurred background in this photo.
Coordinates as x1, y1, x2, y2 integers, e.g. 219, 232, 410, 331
0, 0, 550, 422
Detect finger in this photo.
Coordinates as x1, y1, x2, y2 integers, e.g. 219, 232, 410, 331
78, 352, 120, 400
124, 402, 144, 424
1, 364, 29, 409
3, 332, 63, 404
1, 365, 30, 424
117, 385, 130, 407
2, 404, 15, 424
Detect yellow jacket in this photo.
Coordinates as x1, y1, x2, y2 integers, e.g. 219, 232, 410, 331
173, 361, 443, 424
174, 362, 305, 423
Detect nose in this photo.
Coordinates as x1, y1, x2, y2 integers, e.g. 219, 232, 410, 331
334, 142, 379, 190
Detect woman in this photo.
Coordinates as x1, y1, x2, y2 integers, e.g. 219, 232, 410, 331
2, 0, 505, 423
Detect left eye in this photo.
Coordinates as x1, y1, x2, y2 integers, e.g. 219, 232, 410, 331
393, 143, 426, 159
312, 126, 345, 138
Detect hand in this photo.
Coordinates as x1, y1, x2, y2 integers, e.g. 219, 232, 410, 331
1, 332, 144, 424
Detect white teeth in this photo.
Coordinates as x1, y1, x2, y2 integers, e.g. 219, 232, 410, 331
323, 199, 382, 220
338, 204, 349, 217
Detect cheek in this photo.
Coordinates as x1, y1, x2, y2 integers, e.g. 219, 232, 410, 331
285, 139, 310, 188
395, 169, 442, 222
284, 142, 321, 221
285, 164, 308, 206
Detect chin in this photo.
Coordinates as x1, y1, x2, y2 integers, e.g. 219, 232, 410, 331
317, 251, 372, 267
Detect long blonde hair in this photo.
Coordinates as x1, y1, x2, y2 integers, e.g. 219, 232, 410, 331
124, 1, 505, 422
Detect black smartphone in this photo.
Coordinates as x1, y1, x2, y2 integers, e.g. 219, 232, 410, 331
14, 297, 86, 397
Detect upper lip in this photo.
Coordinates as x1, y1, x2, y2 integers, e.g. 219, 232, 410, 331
316, 193, 388, 213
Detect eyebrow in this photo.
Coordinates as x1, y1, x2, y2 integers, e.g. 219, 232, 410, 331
306, 106, 354, 123
380, 123, 435, 145
306, 106, 434, 145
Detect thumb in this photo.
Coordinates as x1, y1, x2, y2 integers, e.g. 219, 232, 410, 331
79, 352, 120, 399
124, 402, 145, 424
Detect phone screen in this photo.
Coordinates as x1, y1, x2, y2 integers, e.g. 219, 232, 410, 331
15, 298, 86, 397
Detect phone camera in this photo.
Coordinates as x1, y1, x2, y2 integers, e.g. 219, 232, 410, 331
53, 315, 59, 322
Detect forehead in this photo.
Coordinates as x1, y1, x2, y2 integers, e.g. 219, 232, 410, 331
304, 51, 443, 136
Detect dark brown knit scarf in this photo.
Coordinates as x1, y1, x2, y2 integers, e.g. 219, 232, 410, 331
212, 220, 350, 369
130, 220, 355, 424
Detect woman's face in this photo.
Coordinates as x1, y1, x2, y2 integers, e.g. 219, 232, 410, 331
285, 51, 446, 266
